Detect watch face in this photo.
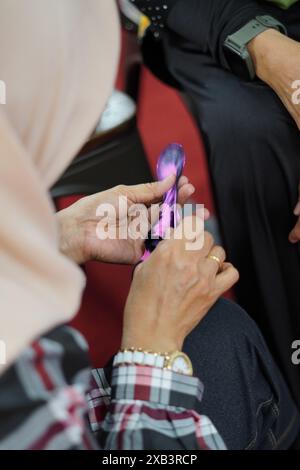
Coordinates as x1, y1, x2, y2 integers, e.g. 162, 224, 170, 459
169, 353, 193, 376
172, 356, 190, 374
223, 46, 251, 81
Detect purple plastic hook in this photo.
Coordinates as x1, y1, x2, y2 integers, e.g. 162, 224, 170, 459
141, 143, 186, 262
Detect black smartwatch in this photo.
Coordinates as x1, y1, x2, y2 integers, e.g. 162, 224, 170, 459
223, 15, 287, 80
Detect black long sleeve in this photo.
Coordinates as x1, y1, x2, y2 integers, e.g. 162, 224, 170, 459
166, 0, 280, 68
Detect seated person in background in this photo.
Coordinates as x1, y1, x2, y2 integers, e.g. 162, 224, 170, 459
0, 0, 299, 451
129, 0, 300, 412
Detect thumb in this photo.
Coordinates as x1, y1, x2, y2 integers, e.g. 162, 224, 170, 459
127, 174, 176, 205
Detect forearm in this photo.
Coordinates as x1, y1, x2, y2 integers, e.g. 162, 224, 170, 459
248, 26, 300, 129
167, 0, 274, 67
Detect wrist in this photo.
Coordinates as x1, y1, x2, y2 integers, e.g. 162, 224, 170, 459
121, 334, 183, 354
57, 209, 86, 265
248, 29, 287, 82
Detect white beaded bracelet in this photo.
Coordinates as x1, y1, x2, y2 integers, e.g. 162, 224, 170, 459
113, 349, 168, 369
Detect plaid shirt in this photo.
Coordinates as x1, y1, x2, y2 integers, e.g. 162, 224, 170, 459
0, 326, 225, 450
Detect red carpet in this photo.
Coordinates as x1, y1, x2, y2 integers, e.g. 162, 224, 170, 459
66, 64, 215, 367
138, 68, 214, 211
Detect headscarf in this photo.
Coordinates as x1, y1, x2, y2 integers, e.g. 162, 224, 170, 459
0, 0, 120, 372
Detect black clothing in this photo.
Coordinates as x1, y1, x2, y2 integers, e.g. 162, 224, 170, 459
184, 299, 300, 449
142, 2, 300, 410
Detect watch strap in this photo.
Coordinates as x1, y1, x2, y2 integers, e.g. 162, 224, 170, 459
113, 350, 166, 368
226, 16, 287, 51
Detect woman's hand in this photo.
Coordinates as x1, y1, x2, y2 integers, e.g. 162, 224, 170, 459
121, 218, 239, 353
248, 29, 300, 129
289, 180, 300, 243
57, 176, 196, 265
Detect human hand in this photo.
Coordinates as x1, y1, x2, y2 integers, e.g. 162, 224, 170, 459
57, 176, 197, 265
121, 219, 239, 353
289, 180, 300, 243
248, 29, 300, 129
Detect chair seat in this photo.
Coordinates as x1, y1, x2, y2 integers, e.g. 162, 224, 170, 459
79, 90, 137, 154
95, 90, 136, 135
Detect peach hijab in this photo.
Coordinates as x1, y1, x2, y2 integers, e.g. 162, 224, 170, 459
0, 0, 120, 372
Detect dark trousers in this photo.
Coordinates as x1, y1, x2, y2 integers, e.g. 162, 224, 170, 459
184, 298, 300, 450
151, 3, 300, 412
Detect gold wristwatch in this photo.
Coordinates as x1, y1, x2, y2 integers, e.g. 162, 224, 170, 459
113, 349, 193, 376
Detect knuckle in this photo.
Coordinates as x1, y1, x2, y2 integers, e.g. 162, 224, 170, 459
178, 267, 196, 288
115, 184, 126, 193
215, 245, 226, 259
176, 256, 189, 273
175, 257, 198, 286
184, 261, 198, 279
145, 182, 157, 198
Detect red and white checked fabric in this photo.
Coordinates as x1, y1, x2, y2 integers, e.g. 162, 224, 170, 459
0, 326, 225, 450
